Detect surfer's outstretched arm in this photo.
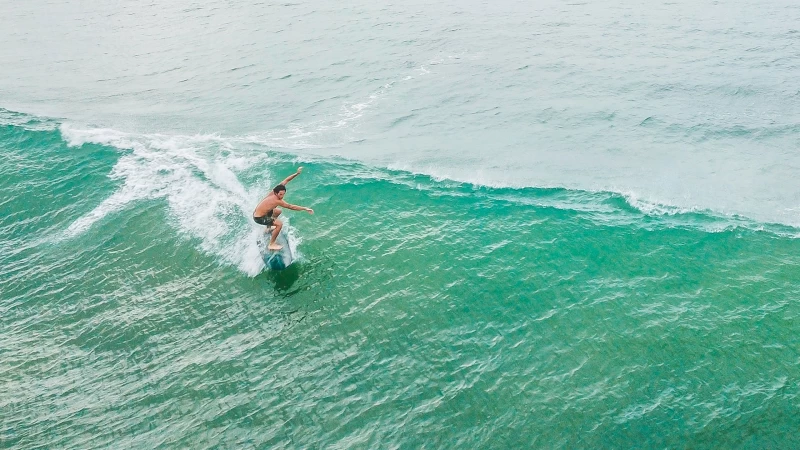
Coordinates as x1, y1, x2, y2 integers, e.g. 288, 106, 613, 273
280, 167, 303, 185
279, 200, 314, 214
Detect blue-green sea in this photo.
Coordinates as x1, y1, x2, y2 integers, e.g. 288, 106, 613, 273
3, 0, 800, 447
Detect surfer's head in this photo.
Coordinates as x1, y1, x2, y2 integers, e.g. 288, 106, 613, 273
273, 184, 286, 199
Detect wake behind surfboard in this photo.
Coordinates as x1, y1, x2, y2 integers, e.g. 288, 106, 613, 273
257, 227, 295, 270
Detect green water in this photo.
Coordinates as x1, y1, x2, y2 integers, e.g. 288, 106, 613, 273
3, 0, 800, 447
3, 120, 800, 447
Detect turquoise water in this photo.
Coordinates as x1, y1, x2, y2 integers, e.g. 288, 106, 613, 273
3, 0, 800, 447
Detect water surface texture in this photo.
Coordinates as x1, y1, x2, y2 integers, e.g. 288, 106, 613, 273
2, 0, 800, 447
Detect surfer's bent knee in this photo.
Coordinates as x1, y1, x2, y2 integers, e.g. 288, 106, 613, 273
272, 208, 282, 218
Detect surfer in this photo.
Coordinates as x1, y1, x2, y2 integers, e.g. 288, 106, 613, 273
253, 167, 314, 251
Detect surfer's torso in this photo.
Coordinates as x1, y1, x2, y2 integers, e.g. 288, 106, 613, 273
253, 191, 283, 218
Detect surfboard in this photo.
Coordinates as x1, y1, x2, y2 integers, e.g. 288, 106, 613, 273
258, 227, 294, 270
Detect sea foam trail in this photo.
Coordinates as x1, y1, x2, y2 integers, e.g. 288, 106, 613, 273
46, 76, 405, 275
59, 125, 288, 276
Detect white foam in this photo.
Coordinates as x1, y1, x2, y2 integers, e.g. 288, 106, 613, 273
620, 191, 702, 217
50, 74, 404, 275
59, 124, 295, 276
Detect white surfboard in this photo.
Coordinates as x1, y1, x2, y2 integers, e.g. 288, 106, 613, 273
258, 227, 294, 270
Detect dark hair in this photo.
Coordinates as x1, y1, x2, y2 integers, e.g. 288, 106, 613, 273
273, 184, 286, 194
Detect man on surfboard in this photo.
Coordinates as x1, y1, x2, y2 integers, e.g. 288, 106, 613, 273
253, 167, 314, 251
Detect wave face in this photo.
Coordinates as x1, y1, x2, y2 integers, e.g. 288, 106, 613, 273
3, 0, 800, 446
4, 117, 800, 447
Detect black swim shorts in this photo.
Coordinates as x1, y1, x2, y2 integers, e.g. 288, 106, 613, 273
253, 210, 274, 226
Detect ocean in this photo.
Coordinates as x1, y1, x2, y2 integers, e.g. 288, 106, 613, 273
2, 0, 800, 447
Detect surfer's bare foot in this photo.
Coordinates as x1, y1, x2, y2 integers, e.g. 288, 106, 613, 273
268, 243, 283, 251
